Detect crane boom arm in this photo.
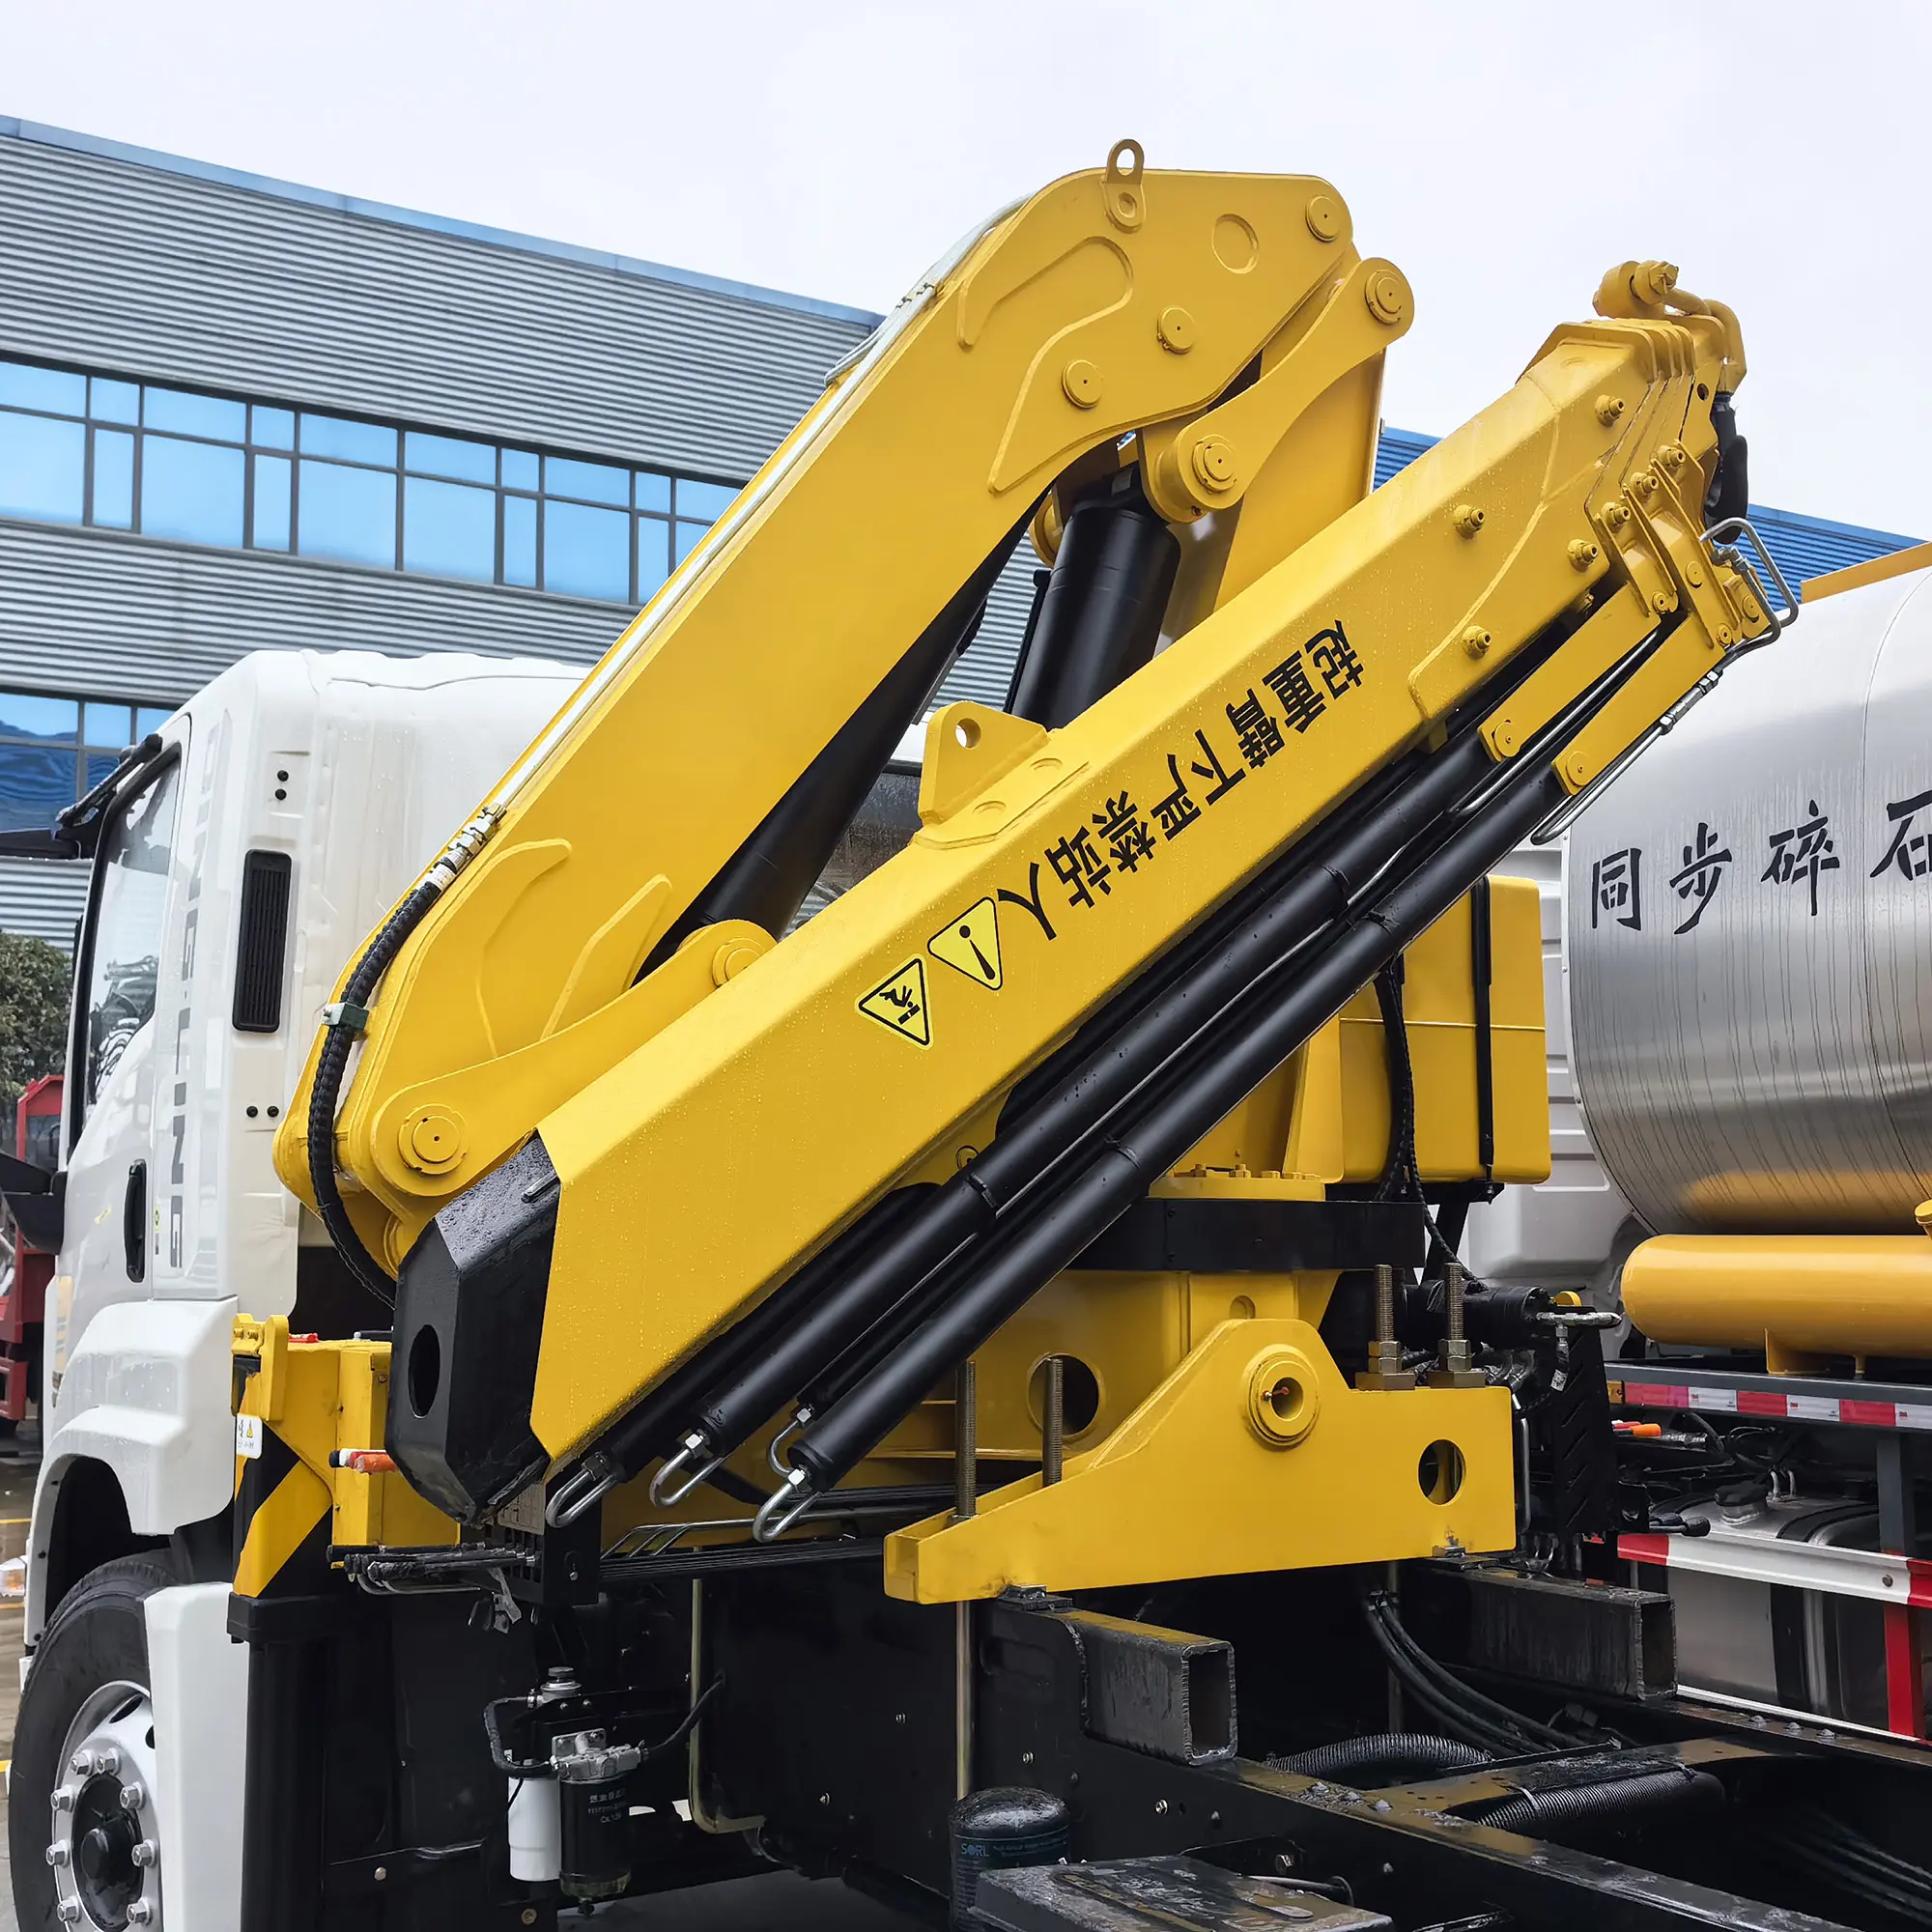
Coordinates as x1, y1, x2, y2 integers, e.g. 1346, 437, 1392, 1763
272, 154, 1766, 1527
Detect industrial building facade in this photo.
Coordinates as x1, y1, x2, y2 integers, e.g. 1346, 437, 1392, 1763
0, 119, 1919, 947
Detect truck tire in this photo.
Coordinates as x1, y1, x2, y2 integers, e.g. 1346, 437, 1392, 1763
11, 1553, 177, 1931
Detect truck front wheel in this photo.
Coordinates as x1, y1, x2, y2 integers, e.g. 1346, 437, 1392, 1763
12, 1554, 176, 1930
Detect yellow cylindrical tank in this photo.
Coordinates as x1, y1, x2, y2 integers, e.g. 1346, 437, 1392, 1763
1623, 1207, 1932, 1374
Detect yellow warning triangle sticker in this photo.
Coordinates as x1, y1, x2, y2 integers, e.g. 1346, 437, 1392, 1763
858, 958, 931, 1047
928, 896, 1002, 991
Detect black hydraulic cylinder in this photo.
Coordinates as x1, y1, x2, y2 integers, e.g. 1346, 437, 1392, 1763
622, 609, 1610, 1481
649, 510, 1028, 966
684, 728, 1497, 1460
1009, 484, 1179, 728
791, 759, 1569, 1487
765, 729, 1497, 1430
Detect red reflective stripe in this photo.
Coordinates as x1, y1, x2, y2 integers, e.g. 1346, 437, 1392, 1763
1623, 1382, 1689, 1408
1884, 1603, 1925, 1737
1908, 1560, 1932, 1610
1843, 1400, 1899, 1429
1737, 1390, 1788, 1417
1619, 1533, 1670, 1565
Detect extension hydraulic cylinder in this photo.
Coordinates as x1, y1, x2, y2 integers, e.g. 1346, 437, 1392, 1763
779, 755, 1568, 1505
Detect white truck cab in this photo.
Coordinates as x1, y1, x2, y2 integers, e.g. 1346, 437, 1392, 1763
9, 648, 582, 1932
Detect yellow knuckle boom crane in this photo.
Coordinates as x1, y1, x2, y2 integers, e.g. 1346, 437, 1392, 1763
221, 149, 1840, 1928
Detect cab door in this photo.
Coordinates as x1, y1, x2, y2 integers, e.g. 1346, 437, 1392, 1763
49, 743, 185, 1403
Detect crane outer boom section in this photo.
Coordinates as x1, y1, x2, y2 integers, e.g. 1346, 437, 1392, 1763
274, 155, 1400, 1270
518, 306, 1752, 1467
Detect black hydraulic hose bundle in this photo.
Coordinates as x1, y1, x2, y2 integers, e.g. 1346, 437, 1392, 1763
557, 603, 1667, 1529
1765, 1805, 1932, 1928
758, 611, 1678, 1514
547, 603, 1611, 1515
1363, 1591, 1576, 1757
307, 877, 447, 1306
555, 1185, 939, 1510
625, 724, 1509, 1510
780, 751, 1573, 1503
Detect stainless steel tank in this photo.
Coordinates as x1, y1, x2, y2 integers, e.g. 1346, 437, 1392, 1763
1567, 564, 1932, 1235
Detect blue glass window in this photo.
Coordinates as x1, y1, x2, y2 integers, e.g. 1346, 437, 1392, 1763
141, 436, 245, 547
0, 356, 750, 607
638, 521, 670, 602
93, 430, 134, 528
0, 694, 78, 740
0, 412, 86, 523
544, 500, 628, 600
144, 386, 245, 442
407, 432, 495, 485
503, 496, 536, 587
253, 455, 292, 552
300, 413, 397, 467
677, 478, 738, 521
0, 745, 76, 832
84, 703, 133, 787
90, 378, 140, 425
136, 707, 174, 737
83, 702, 129, 749
298, 460, 397, 568
0, 694, 79, 835
0, 693, 174, 832
0, 361, 86, 416
404, 476, 496, 582
546, 456, 629, 507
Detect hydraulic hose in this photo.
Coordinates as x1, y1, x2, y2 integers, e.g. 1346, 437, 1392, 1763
765, 606, 1677, 1516
1766, 1808, 1932, 1928
679, 724, 1503, 1472
306, 877, 447, 1306
782, 752, 1571, 1497
557, 605, 1597, 1503
1365, 1594, 1575, 1753
1360, 1617, 1531, 1759
1267, 1734, 1491, 1781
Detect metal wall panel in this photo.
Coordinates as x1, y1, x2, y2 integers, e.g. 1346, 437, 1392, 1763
0, 128, 871, 483
0, 520, 629, 702
0, 854, 86, 948
0, 517, 1038, 714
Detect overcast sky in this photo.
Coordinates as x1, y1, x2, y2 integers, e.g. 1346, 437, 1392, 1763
12, 1, 1927, 534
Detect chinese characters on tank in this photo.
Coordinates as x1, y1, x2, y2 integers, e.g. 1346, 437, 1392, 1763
1590, 848, 1642, 930
1761, 800, 1840, 916
1669, 823, 1732, 933
1871, 787, 1932, 881
1588, 785, 1932, 938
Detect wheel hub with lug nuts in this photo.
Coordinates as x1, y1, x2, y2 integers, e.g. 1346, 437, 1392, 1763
49, 1679, 162, 1928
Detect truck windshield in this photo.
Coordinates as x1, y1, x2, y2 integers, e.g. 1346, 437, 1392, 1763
79, 758, 180, 1115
